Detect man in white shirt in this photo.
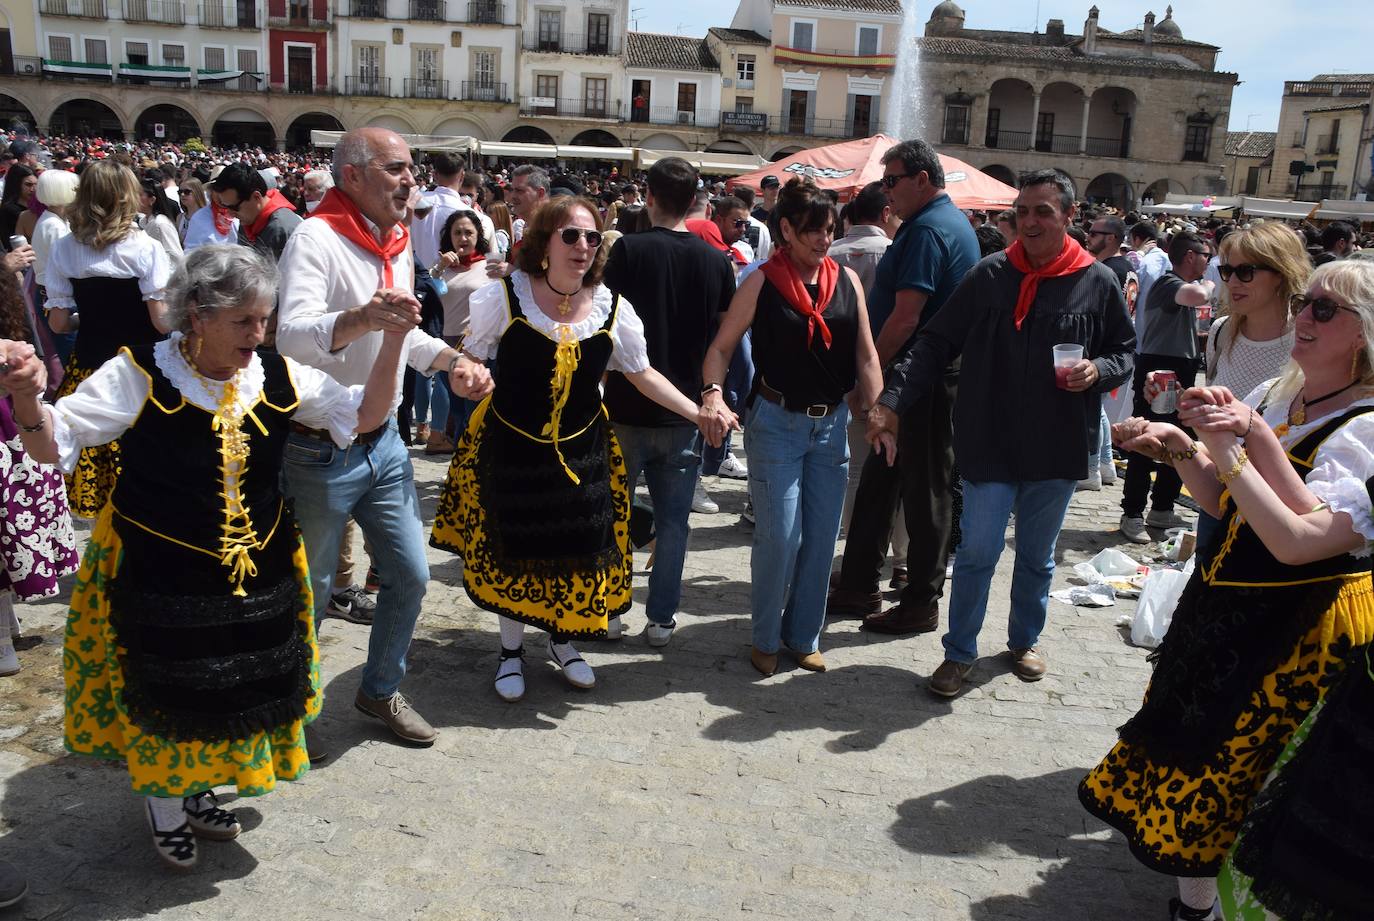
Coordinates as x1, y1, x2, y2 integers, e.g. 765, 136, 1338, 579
276, 127, 492, 747
411, 153, 493, 275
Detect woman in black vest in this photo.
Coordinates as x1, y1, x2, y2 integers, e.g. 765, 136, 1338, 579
0, 245, 409, 871
1080, 258, 1374, 921
701, 178, 884, 676
431, 195, 729, 701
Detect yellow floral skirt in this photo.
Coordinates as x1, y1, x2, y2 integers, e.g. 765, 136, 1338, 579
63, 506, 321, 798
55, 363, 120, 520
1079, 576, 1374, 875
431, 397, 632, 638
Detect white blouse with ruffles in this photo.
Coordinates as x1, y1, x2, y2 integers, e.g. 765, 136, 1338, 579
49, 333, 366, 475
1244, 379, 1374, 558
463, 271, 650, 374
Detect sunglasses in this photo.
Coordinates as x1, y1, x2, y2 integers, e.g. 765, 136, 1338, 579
1218, 263, 1275, 283
880, 173, 915, 190
731, 219, 749, 228
558, 228, 602, 248
1291, 295, 1361, 322
1087, 229, 1113, 237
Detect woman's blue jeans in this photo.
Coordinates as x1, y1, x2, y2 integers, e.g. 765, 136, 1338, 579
413, 371, 450, 430
744, 398, 849, 655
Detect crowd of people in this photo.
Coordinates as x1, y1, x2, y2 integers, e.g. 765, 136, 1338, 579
0, 126, 1371, 921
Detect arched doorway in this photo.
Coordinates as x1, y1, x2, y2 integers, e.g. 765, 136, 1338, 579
1037, 81, 1087, 153
1087, 86, 1137, 158
213, 107, 275, 148
432, 116, 485, 140
135, 104, 201, 142
981, 163, 1016, 187
769, 145, 804, 161
1085, 172, 1134, 210
569, 128, 622, 148
502, 126, 556, 145
704, 139, 755, 155
0, 95, 36, 134
1142, 177, 1186, 205
286, 112, 344, 149
638, 133, 688, 151
985, 78, 1034, 150
365, 114, 416, 135
50, 99, 123, 139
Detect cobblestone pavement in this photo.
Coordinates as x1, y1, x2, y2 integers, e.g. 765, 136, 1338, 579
0, 450, 1190, 920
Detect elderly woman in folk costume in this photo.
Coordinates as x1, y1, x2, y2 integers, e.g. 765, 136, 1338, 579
431, 195, 734, 700
0, 245, 415, 871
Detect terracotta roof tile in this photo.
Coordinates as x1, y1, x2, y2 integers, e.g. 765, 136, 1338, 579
774, 0, 903, 14
625, 33, 719, 72
917, 35, 1199, 71
1224, 131, 1276, 158
707, 27, 770, 46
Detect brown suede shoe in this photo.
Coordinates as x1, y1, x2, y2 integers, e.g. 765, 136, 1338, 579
826, 587, 883, 619
862, 600, 939, 635
793, 650, 827, 672
750, 647, 778, 676
889, 566, 909, 590
928, 659, 973, 697
354, 690, 438, 746
1008, 647, 1048, 682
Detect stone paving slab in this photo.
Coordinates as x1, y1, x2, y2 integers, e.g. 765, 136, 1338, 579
0, 452, 1191, 920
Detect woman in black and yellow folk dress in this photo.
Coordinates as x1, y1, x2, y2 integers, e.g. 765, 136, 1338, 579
0, 246, 412, 871
44, 160, 172, 519
1079, 258, 1374, 921
431, 195, 732, 701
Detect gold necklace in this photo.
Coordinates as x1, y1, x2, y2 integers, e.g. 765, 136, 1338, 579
545, 276, 580, 317
179, 338, 250, 463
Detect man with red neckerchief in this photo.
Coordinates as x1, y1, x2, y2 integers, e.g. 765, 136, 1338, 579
868, 169, 1135, 698
209, 162, 300, 263
276, 127, 492, 749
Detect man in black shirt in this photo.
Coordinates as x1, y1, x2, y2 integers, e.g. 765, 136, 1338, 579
751, 174, 779, 224
603, 157, 736, 647
1087, 216, 1134, 291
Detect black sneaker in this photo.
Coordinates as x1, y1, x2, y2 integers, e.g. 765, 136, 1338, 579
328, 584, 376, 625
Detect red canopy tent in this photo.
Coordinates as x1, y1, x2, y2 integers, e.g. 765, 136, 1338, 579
727, 134, 1018, 210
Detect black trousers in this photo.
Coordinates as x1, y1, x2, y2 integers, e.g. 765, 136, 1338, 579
838, 371, 957, 607
1121, 353, 1197, 517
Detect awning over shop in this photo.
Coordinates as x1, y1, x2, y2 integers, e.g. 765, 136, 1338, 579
637, 149, 766, 175
1236, 197, 1316, 220
311, 131, 476, 153
1313, 199, 1374, 223
43, 59, 112, 78
556, 145, 635, 161
477, 140, 558, 159
118, 63, 192, 80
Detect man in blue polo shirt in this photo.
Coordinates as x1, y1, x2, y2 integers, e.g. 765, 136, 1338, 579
827, 138, 980, 635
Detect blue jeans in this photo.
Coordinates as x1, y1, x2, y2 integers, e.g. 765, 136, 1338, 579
943, 478, 1076, 663
745, 398, 849, 654
612, 423, 701, 626
412, 371, 450, 430
281, 423, 429, 699
1090, 402, 1112, 470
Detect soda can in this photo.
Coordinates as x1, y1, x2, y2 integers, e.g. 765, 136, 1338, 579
7, 235, 26, 251
1151, 370, 1180, 414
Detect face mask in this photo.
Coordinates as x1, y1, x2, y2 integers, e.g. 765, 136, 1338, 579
305, 199, 321, 213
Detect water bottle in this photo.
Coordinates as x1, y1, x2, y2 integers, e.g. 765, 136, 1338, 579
430, 268, 448, 298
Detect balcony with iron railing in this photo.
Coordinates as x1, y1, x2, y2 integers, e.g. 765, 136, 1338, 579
200, 72, 266, 91
1293, 182, 1348, 202
39, 0, 107, 17
403, 77, 448, 99
4, 56, 44, 77
520, 96, 622, 120
628, 105, 720, 129
773, 115, 882, 140
408, 0, 444, 21
461, 81, 509, 103
522, 32, 621, 56
266, 1, 331, 28
123, 0, 185, 24
347, 0, 384, 15
199, 1, 260, 27
465, 0, 505, 23
344, 76, 390, 96
984, 129, 1031, 150
772, 44, 895, 69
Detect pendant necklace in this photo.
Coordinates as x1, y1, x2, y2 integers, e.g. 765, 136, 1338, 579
545, 276, 579, 317
1289, 378, 1361, 427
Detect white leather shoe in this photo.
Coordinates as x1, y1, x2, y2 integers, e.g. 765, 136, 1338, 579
547, 638, 595, 689
494, 648, 525, 702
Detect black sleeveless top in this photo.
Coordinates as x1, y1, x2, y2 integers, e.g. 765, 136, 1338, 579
70, 276, 164, 369
750, 266, 859, 408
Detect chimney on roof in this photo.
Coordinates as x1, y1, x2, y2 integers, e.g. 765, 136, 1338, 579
1046, 19, 1065, 42
1084, 6, 1099, 54
1143, 11, 1155, 55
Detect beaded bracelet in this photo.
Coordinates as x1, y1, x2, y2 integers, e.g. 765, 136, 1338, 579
1167, 442, 1199, 463
1240, 406, 1255, 440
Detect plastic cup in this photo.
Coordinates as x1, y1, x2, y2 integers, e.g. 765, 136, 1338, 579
1053, 343, 1083, 389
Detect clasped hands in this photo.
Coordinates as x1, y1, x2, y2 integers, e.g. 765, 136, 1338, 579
1114, 382, 1254, 461
697, 392, 742, 449
366, 288, 423, 336
0, 339, 46, 399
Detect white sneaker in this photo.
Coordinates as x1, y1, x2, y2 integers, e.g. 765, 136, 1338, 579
548, 638, 595, 689
645, 621, 675, 647
1076, 469, 1102, 491
1099, 461, 1118, 484
182, 790, 241, 841
717, 453, 749, 479
1146, 509, 1189, 529
0, 638, 17, 678
494, 649, 525, 701
692, 482, 719, 514
1120, 515, 1151, 544
605, 615, 625, 641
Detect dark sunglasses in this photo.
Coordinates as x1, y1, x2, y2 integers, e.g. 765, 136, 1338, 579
1291, 294, 1361, 322
1086, 229, 1113, 237
559, 228, 602, 248
880, 172, 915, 190
732, 219, 749, 228
1218, 263, 1275, 283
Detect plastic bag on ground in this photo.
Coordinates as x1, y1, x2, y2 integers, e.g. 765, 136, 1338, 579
1131, 556, 1195, 648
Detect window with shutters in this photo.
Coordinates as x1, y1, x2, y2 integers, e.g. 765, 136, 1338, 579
237, 48, 257, 72
472, 50, 494, 88
584, 77, 606, 117
537, 10, 561, 50
49, 36, 73, 61
857, 26, 879, 56
790, 21, 813, 51
163, 43, 185, 66
84, 38, 108, 64
586, 12, 609, 54
204, 47, 226, 71
127, 41, 150, 65
415, 47, 438, 81
536, 74, 558, 97
735, 96, 753, 113
358, 44, 381, 81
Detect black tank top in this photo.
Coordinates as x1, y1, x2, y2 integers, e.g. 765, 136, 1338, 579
751, 268, 859, 408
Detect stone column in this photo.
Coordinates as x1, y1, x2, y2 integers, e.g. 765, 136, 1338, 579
1028, 90, 1041, 150
1079, 94, 1092, 154
276, 137, 288, 152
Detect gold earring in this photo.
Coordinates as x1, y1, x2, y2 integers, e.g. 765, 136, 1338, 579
192, 335, 203, 361
1353, 349, 1363, 380
540, 256, 549, 271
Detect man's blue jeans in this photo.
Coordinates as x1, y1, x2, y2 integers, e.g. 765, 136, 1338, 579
943, 478, 1076, 664
612, 423, 701, 626
281, 423, 429, 699
745, 398, 849, 655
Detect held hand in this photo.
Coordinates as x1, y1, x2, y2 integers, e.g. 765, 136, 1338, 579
1179, 384, 1235, 411
1113, 418, 1186, 462
1178, 395, 1249, 436
2, 245, 34, 274
365, 289, 422, 333
486, 260, 512, 279
1063, 358, 1099, 392
845, 390, 868, 422
449, 356, 494, 401
0, 343, 45, 399
865, 404, 898, 466
1142, 371, 1163, 406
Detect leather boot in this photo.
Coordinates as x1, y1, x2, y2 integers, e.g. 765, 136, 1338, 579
862, 600, 939, 635
826, 586, 883, 619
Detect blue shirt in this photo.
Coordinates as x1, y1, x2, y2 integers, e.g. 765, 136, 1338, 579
866, 193, 980, 343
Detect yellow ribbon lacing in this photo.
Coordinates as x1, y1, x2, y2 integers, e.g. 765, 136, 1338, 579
209, 374, 267, 597
542, 326, 582, 485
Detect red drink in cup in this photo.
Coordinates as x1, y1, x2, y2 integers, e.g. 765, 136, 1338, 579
1053, 343, 1083, 390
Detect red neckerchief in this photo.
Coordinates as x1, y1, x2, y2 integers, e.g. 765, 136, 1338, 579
760, 250, 838, 349
452, 250, 485, 268
308, 187, 410, 286
211, 199, 234, 237
686, 219, 748, 265
1004, 237, 1097, 329
243, 188, 296, 243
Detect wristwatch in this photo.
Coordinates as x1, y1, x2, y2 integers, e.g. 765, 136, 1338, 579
701, 383, 723, 397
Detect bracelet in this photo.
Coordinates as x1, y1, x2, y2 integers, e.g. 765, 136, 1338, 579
701, 382, 722, 397
1240, 406, 1255, 440
1216, 448, 1250, 485
18, 408, 46, 433
1167, 442, 1199, 463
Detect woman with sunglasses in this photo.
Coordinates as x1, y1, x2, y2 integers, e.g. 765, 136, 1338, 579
1080, 257, 1374, 921
701, 177, 884, 676
431, 195, 733, 699
175, 178, 207, 245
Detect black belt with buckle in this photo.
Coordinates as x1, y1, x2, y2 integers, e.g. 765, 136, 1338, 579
289, 420, 387, 446
756, 380, 839, 418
